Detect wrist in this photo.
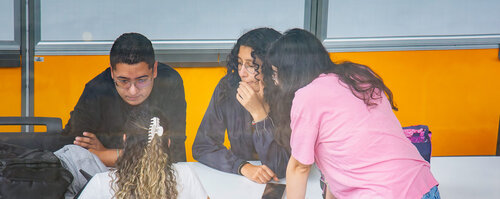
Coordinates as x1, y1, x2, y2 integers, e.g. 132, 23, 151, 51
238, 161, 250, 175
251, 110, 268, 124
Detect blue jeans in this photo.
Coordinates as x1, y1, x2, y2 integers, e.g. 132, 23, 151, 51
54, 145, 109, 199
422, 186, 440, 199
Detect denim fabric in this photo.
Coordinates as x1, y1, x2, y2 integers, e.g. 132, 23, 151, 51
54, 145, 108, 199
421, 186, 441, 199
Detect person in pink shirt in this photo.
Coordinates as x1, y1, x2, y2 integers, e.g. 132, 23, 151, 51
262, 28, 439, 199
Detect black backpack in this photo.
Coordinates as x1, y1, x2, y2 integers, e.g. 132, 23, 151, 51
0, 142, 73, 199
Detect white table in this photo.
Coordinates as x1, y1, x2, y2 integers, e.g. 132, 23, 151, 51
430, 156, 500, 199
183, 161, 322, 199
184, 156, 500, 199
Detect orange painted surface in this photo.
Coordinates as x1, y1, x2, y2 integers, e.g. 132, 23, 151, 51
175, 67, 228, 161
331, 49, 500, 156
34, 55, 109, 130
33, 49, 500, 160
0, 67, 21, 132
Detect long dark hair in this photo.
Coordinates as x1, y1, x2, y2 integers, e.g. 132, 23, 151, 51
263, 29, 397, 146
218, 27, 282, 102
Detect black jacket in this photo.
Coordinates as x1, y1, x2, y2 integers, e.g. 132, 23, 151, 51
63, 62, 187, 162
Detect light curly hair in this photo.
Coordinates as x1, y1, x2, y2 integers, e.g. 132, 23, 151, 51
112, 112, 177, 199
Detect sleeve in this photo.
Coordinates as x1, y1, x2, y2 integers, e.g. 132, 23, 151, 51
289, 93, 320, 165
63, 83, 101, 137
192, 82, 246, 175
252, 117, 291, 178
158, 65, 187, 162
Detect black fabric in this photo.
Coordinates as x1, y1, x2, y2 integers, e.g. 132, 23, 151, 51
62, 62, 187, 162
0, 142, 73, 199
192, 78, 290, 177
0, 133, 74, 152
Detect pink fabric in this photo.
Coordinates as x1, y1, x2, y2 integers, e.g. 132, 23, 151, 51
290, 74, 438, 199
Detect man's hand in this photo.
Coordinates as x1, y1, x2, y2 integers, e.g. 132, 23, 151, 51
240, 163, 279, 184
74, 132, 106, 151
74, 132, 118, 167
236, 81, 269, 122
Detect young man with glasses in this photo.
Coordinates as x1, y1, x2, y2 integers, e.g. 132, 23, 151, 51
57, 32, 186, 197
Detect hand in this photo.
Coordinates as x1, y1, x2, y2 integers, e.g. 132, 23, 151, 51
236, 81, 269, 122
240, 163, 279, 184
74, 132, 107, 152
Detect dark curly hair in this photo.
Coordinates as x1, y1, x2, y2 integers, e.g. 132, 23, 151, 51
218, 28, 282, 102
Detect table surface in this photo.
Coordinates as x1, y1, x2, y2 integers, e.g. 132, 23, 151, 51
430, 156, 500, 199
183, 156, 500, 199
182, 161, 322, 199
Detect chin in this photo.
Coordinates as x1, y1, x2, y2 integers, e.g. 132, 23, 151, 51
126, 99, 144, 106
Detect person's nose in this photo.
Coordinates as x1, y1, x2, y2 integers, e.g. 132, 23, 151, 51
238, 65, 248, 78
128, 82, 139, 95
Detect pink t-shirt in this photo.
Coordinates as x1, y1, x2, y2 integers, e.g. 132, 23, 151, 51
290, 74, 438, 199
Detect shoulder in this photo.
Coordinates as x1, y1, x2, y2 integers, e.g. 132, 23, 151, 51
84, 67, 115, 94
173, 163, 194, 178
91, 171, 114, 184
294, 74, 340, 101
213, 76, 229, 95
157, 62, 183, 81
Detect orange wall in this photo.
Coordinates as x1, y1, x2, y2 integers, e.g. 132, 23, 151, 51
33, 49, 500, 161
0, 66, 21, 132
331, 49, 500, 156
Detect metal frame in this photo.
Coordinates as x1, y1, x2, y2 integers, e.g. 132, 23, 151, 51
318, 1, 500, 52
21, 0, 35, 132
32, 1, 314, 65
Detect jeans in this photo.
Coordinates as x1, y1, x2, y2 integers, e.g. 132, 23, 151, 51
421, 186, 441, 199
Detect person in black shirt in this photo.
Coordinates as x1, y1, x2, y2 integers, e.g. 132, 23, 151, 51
62, 32, 187, 165
192, 28, 290, 184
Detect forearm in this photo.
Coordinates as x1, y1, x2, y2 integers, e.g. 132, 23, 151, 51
170, 135, 187, 162
286, 156, 311, 199
193, 143, 244, 174
89, 148, 121, 167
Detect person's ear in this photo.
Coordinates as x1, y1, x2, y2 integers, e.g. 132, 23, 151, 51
168, 138, 171, 148
122, 134, 126, 143
153, 61, 158, 79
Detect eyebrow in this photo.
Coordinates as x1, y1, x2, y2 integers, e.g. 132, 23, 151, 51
116, 75, 149, 80
238, 57, 253, 62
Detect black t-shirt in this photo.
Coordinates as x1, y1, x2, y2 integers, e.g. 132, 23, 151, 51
63, 62, 187, 162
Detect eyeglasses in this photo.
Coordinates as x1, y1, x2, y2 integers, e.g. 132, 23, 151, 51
237, 62, 259, 74
113, 77, 152, 89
